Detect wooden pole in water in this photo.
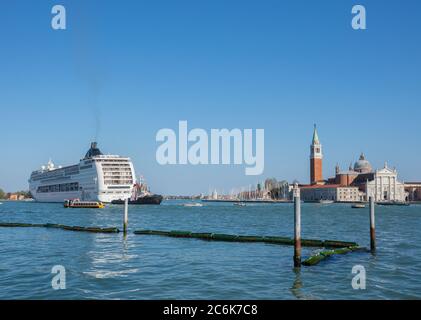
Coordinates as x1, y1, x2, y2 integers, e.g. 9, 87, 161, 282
124, 198, 129, 234
369, 196, 376, 253
293, 185, 301, 268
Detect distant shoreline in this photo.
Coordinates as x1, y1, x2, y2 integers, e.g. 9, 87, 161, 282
201, 199, 293, 204
0, 199, 34, 202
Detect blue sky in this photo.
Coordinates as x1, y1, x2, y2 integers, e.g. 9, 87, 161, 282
0, 0, 420, 195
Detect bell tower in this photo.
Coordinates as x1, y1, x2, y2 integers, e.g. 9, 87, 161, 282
310, 124, 323, 184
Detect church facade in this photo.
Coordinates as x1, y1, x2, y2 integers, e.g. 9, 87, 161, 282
300, 126, 407, 203
366, 166, 406, 202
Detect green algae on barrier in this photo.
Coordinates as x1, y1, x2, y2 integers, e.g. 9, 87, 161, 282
302, 246, 365, 266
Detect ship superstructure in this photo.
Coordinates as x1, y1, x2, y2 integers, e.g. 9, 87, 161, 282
28, 142, 135, 203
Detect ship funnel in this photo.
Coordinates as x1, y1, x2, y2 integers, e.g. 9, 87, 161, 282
84, 141, 103, 159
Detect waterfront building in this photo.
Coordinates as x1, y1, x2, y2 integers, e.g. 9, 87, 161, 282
300, 184, 363, 202
278, 180, 290, 200
8, 194, 18, 201
404, 182, 421, 201
300, 126, 407, 202
365, 164, 406, 202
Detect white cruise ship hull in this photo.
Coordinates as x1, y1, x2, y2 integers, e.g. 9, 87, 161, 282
28, 143, 136, 203
31, 191, 131, 203
32, 191, 82, 203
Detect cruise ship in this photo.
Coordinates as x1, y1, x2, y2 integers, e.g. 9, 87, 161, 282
28, 142, 136, 203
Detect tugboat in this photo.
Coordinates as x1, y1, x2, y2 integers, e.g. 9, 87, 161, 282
111, 177, 163, 205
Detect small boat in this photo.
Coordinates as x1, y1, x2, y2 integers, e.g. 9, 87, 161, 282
376, 202, 392, 206
318, 200, 334, 204
64, 199, 105, 209
183, 203, 203, 207
352, 203, 366, 209
234, 202, 246, 207
377, 201, 410, 206
0, 202, 3, 205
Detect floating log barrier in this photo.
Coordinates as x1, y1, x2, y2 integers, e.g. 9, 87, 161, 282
263, 236, 294, 245
134, 229, 170, 236
191, 232, 213, 240
83, 227, 119, 233
132, 229, 358, 248
0, 222, 44, 228
301, 239, 324, 247
0, 222, 119, 234
236, 235, 265, 242
302, 246, 366, 266
211, 233, 239, 242
323, 240, 358, 248
44, 223, 63, 229
169, 230, 193, 238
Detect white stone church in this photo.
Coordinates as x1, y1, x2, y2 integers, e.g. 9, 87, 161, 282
365, 164, 407, 202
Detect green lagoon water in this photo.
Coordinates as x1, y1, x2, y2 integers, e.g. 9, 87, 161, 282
0, 200, 420, 299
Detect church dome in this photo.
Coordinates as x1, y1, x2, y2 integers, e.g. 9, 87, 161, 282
354, 153, 372, 173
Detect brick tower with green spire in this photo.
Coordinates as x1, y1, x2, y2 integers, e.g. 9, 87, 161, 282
310, 124, 323, 184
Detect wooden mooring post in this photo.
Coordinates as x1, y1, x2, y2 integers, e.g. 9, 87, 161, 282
293, 184, 301, 268
123, 198, 129, 234
369, 196, 376, 253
